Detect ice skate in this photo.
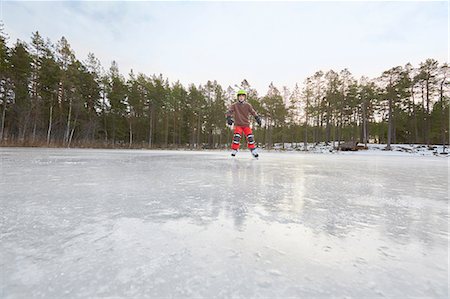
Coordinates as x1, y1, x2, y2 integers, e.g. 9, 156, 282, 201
251, 148, 259, 159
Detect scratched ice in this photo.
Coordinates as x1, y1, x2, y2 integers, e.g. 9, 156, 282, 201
1, 148, 448, 298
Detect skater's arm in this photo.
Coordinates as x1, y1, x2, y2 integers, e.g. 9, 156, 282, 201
225, 104, 234, 117
225, 104, 234, 125
248, 103, 257, 117
248, 104, 262, 126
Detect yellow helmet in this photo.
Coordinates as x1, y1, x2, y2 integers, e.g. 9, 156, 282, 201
237, 89, 247, 99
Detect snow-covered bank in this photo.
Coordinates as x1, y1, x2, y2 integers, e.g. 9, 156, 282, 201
268, 143, 449, 157
0, 148, 448, 298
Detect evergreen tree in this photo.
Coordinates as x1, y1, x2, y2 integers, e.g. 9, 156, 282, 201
416, 59, 439, 145
187, 84, 206, 148
9, 41, 32, 141
29, 31, 47, 142
435, 63, 449, 151
358, 77, 377, 146
302, 77, 314, 150
38, 40, 60, 145
324, 70, 340, 145
287, 83, 302, 147
379, 66, 410, 149
262, 82, 287, 148
170, 81, 188, 146
0, 23, 11, 141
81, 53, 102, 143
107, 61, 128, 146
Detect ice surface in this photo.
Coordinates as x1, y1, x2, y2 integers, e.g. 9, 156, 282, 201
1, 148, 448, 298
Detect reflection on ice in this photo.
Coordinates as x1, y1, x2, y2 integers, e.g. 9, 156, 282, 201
1, 148, 448, 298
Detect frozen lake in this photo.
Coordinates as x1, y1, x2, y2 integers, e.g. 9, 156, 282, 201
1, 148, 448, 298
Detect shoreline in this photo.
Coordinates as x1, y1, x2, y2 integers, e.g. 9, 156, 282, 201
1, 143, 448, 158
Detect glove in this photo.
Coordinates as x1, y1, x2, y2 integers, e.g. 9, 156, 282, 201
226, 116, 234, 126
255, 115, 262, 126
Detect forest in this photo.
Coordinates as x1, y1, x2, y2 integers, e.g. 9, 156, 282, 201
0, 28, 448, 150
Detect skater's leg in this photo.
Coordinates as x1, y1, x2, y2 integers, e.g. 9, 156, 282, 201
243, 127, 256, 149
243, 127, 259, 158
232, 126, 243, 150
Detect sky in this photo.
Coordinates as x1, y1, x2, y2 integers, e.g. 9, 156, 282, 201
1, 0, 448, 95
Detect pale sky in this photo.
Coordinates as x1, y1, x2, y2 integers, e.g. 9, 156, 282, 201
2, 0, 448, 95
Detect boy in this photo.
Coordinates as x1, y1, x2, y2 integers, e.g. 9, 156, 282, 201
226, 90, 262, 158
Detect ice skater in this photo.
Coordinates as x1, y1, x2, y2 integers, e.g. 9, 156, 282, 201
226, 89, 262, 158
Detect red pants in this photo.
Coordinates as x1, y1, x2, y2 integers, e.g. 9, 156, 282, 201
231, 126, 256, 150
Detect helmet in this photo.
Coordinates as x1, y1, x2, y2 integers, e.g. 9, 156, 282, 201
237, 89, 247, 99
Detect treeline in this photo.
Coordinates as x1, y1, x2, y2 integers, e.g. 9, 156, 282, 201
0, 28, 448, 150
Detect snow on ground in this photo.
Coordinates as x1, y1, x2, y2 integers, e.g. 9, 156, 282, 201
271, 142, 449, 157
0, 147, 448, 298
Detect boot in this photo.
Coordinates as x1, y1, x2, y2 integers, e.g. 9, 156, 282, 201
250, 148, 259, 158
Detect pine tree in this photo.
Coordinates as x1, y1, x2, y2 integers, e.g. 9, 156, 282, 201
81, 53, 102, 143
187, 84, 205, 148
262, 82, 286, 148
39, 40, 60, 145
0, 22, 11, 141
417, 59, 439, 145
9, 41, 32, 141
127, 70, 140, 147
379, 66, 410, 149
302, 77, 314, 150
324, 70, 340, 145
107, 61, 127, 146
29, 32, 46, 142
436, 64, 449, 152
287, 83, 301, 147
55, 36, 78, 145
170, 81, 188, 146
358, 77, 377, 146
337, 69, 353, 148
